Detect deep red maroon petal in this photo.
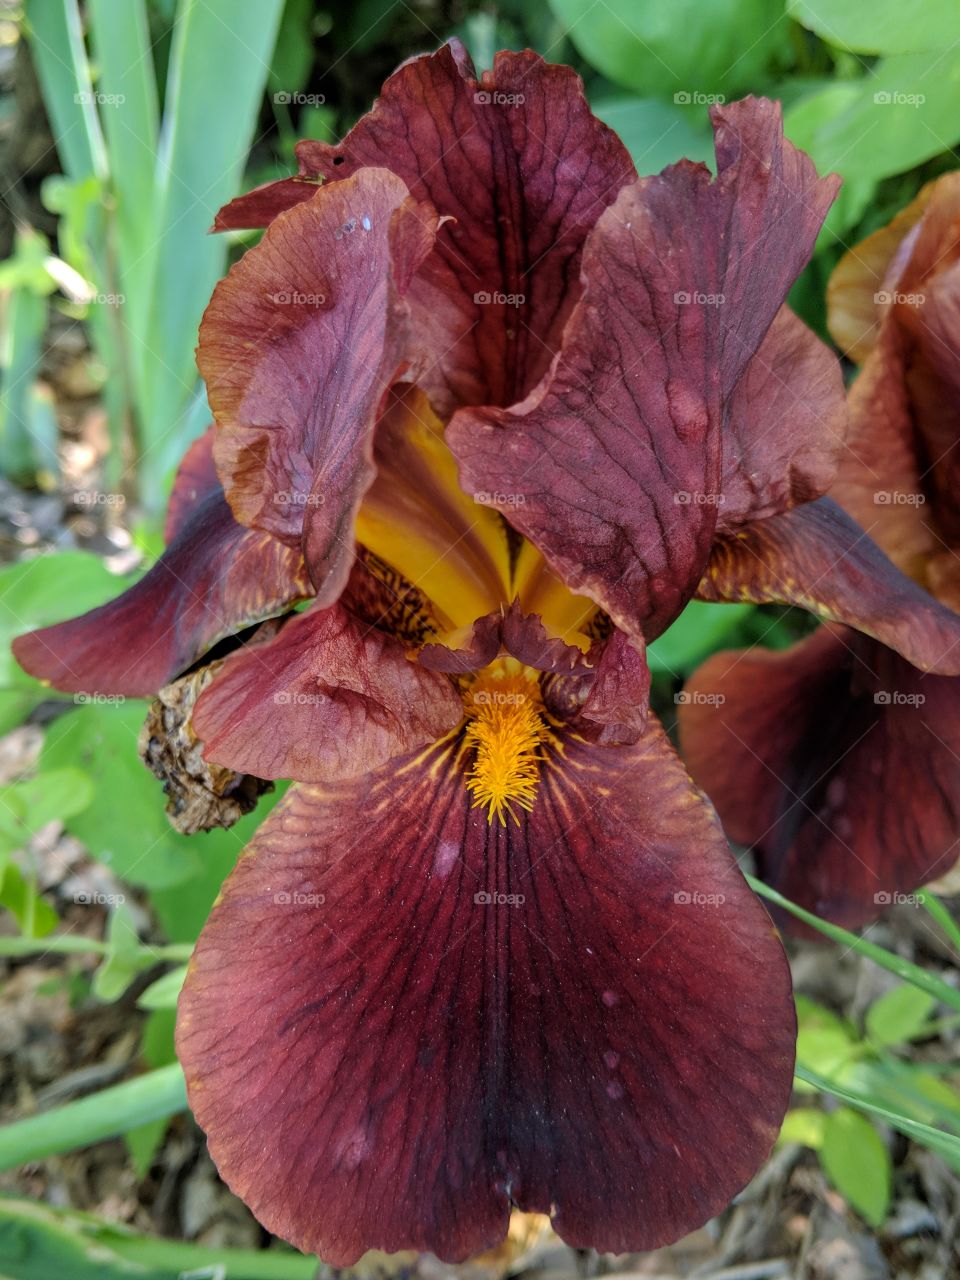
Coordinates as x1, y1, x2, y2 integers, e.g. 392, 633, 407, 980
448, 98, 839, 642
719, 307, 846, 530
418, 603, 589, 675
12, 490, 311, 698
554, 629, 652, 744
212, 175, 321, 231
163, 426, 221, 544
197, 168, 440, 599
698, 497, 960, 675
214, 40, 635, 411
192, 603, 462, 782
177, 720, 795, 1263
679, 626, 960, 931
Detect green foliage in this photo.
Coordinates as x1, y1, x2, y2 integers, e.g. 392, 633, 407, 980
23, 0, 286, 513
820, 1107, 892, 1226
549, 0, 791, 98
0, 1196, 318, 1279
788, 0, 960, 55
788, 980, 960, 1221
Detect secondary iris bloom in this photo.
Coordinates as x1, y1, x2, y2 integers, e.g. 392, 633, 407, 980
680, 175, 960, 930
15, 42, 960, 1262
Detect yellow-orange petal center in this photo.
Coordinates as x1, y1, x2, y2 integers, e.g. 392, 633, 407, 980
463, 662, 550, 826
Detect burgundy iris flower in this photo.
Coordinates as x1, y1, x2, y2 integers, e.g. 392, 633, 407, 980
15, 42, 960, 1263
679, 175, 960, 932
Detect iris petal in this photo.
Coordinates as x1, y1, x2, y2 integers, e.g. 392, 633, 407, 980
192, 602, 462, 783
680, 625, 960, 930
178, 718, 794, 1263
13, 484, 310, 698
448, 98, 839, 642
197, 167, 440, 599
697, 497, 960, 675
213, 39, 636, 411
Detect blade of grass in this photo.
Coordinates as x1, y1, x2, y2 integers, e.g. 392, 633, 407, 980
0, 1197, 319, 1279
137, 0, 285, 507
24, 0, 108, 180
796, 1063, 960, 1171
923, 892, 960, 958
747, 874, 960, 1015
0, 1063, 186, 1169
87, 0, 160, 320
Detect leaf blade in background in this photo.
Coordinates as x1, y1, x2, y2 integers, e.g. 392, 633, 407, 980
139, 0, 286, 493
820, 1106, 892, 1227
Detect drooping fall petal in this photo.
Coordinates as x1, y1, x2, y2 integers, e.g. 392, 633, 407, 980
163, 426, 222, 544
679, 626, 960, 930
178, 718, 794, 1263
12, 487, 311, 698
197, 168, 440, 600
448, 98, 839, 642
191, 602, 462, 783
215, 40, 636, 412
696, 498, 960, 675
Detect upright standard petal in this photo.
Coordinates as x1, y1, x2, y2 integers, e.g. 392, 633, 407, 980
13, 487, 311, 698
718, 307, 846, 530
191, 602, 463, 783
197, 168, 440, 600
214, 41, 636, 411
448, 98, 839, 641
697, 498, 960, 675
680, 626, 960, 929
178, 719, 794, 1263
